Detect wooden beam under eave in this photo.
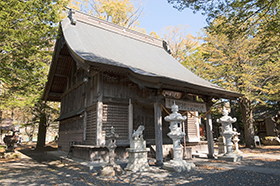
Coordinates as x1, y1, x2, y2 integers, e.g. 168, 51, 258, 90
58, 54, 73, 61
54, 74, 69, 78
61, 80, 84, 99
48, 92, 63, 97
42, 37, 64, 101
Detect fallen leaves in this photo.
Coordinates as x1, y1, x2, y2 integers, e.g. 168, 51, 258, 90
0, 158, 20, 162
198, 165, 228, 170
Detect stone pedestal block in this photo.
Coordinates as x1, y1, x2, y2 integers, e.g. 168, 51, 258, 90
217, 136, 226, 154
125, 139, 150, 172
99, 163, 123, 176
218, 153, 243, 162
163, 159, 196, 172
183, 147, 192, 160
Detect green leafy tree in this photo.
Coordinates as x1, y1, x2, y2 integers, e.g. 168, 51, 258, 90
167, 0, 280, 35
167, 0, 280, 73
161, 25, 199, 63
0, 0, 67, 109
76, 0, 144, 29
184, 18, 280, 147
167, 0, 280, 147
0, 0, 67, 149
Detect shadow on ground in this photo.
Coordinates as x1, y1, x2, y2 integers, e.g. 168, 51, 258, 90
1, 144, 280, 185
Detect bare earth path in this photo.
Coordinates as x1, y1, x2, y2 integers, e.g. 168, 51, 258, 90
0, 144, 280, 186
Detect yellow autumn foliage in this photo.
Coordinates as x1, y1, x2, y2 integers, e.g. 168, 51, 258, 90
69, 0, 143, 29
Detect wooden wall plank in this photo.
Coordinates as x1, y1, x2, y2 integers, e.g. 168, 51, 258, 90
58, 117, 84, 151
102, 103, 129, 140
85, 104, 97, 145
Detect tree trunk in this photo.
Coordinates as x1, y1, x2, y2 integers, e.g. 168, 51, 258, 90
36, 113, 47, 151
239, 97, 254, 147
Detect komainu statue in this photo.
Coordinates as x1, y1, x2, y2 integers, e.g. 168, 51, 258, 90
132, 125, 145, 140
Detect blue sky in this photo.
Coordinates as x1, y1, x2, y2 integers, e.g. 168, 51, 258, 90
135, 0, 207, 36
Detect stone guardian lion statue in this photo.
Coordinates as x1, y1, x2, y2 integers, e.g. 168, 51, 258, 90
132, 125, 145, 140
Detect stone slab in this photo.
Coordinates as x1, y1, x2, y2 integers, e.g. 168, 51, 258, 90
218, 155, 243, 162
163, 159, 196, 173
98, 164, 123, 177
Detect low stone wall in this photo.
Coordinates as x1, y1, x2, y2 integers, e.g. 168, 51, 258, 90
69, 142, 208, 162
70, 145, 129, 162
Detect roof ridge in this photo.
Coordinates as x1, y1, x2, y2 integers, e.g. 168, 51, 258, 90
67, 8, 164, 48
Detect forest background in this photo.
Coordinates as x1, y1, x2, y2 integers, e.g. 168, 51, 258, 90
0, 0, 279, 149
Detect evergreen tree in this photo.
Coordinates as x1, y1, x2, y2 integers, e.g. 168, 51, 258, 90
73, 0, 143, 29
0, 0, 67, 150
184, 18, 280, 147
0, 0, 67, 109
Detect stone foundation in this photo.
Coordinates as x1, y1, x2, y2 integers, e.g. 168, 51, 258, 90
125, 139, 150, 172
218, 153, 243, 162
70, 145, 129, 162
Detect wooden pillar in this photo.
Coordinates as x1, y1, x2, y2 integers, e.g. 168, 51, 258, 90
96, 73, 104, 146
206, 97, 215, 159
128, 99, 133, 141
83, 82, 87, 142
154, 101, 163, 166
96, 101, 103, 146
83, 111, 87, 141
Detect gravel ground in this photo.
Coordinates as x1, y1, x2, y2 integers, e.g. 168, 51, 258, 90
0, 145, 280, 186
212, 146, 280, 169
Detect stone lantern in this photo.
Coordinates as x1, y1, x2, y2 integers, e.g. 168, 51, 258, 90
232, 128, 243, 155
217, 109, 242, 162
98, 126, 123, 176
163, 103, 195, 172
106, 126, 119, 165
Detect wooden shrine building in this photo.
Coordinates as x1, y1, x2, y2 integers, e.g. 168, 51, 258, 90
43, 9, 242, 164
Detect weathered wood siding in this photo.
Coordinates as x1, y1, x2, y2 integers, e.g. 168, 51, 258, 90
58, 65, 99, 149
84, 104, 97, 145
102, 103, 129, 144
59, 70, 87, 116
59, 66, 202, 150
58, 117, 83, 151
133, 105, 155, 144
103, 73, 130, 100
